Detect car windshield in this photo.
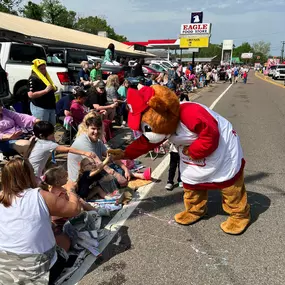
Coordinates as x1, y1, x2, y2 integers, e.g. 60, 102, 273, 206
146, 66, 160, 73
9, 44, 46, 63
151, 64, 165, 72
161, 62, 172, 68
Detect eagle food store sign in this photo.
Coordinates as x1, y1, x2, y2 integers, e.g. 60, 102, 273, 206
180, 22, 211, 48
181, 23, 211, 35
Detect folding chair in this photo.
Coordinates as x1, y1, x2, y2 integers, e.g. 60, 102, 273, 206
55, 116, 78, 146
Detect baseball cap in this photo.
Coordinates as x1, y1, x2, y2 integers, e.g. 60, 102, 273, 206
97, 81, 105, 89
173, 62, 179, 67
127, 86, 155, 131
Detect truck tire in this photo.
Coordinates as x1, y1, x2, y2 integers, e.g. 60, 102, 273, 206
15, 85, 31, 114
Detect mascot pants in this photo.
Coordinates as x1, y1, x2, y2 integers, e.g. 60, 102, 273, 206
175, 172, 250, 235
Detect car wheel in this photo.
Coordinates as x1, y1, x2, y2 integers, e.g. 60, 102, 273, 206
15, 85, 31, 114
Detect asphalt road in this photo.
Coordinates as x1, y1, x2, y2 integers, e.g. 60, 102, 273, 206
79, 73, 285, 285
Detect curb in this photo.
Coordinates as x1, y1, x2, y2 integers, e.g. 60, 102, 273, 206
255, 72, 285, 89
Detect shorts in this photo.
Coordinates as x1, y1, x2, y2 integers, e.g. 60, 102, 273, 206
0, 139, 17, 153
30, 103, 56, 125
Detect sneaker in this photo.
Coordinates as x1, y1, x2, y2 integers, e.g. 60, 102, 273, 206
121, 121, 127, 127
179, 182, 183, 188
165, 183, 174, 191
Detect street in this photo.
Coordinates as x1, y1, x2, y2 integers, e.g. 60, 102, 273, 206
76, 73, 285, 285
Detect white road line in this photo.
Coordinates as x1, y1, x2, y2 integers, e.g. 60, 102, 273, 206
65, 83, 233, 285
209, 84, 233, 110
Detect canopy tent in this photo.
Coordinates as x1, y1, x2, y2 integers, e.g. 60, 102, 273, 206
0, 12, 154, 58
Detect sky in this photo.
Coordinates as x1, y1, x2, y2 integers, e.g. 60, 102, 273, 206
22, 0, 285, 55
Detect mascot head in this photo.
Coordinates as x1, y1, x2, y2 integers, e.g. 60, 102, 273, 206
121, 85, 180, 159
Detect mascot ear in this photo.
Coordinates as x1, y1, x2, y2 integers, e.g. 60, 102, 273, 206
148, 85, 180, 116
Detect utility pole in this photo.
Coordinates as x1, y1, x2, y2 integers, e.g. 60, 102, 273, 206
281, 41, 285, 62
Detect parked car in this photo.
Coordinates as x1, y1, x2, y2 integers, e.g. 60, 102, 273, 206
272, 64, 285, 80
142, 65, 160, 78
151, 60, 174, 68
46, 48, 126, 84
0, 42, 71, 114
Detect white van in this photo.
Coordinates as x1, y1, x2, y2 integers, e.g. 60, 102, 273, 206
272, 64, 285, 80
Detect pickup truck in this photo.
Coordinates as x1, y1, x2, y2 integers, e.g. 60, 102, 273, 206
0, 42, 72, 113
46, 47, 127, 84
0, 63, 12, 105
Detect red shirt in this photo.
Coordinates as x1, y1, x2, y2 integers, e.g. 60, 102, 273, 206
70, 100, 87, 125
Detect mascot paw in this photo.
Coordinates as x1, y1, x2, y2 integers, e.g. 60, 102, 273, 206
220, 216, 250, 235
174, 211, 205, 225
107, 149, 125, 160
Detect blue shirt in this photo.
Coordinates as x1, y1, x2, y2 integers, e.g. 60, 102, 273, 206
78, 69, 89, 81
56, 94, 74, 117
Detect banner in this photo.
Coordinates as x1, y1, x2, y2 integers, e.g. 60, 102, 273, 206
241, 53, 253, 59
180, 37, 209, 48
222, 40, 233, 50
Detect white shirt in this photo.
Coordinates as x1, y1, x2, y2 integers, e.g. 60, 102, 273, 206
170, 103, 243, 185
0, 188, 56, 265
29, 139, 58, 178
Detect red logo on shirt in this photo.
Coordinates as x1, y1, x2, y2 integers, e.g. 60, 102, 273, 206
232, 130, 237, 136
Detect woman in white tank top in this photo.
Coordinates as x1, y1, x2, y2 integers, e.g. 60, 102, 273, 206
0, 158, 81, 284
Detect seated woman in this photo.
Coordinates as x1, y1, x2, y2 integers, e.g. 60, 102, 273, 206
105, 75, 120, 104
0, 158, 81, 284
68, 116, 151, 189
0, 101, 38, 156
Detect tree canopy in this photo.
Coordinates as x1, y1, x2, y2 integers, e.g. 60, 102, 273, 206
3, 0, 127, 42
0, 0, 22, 15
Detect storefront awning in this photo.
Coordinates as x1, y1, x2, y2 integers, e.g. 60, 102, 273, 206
0, 12, 154, 58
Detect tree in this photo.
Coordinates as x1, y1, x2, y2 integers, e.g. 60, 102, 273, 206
75, 16, 127, 42
252, 41, 271, 57
55, 9, 77, 28
40, 0, 65, 24
21, 1, 43, 21
197, 43, 222, 58
232, 42, 252, 58
0, 0, 22, 15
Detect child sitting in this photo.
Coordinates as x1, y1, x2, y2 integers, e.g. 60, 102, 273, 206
77, 155, 119, 200
28, 121, 96, 182
41, 166, 98, 252
70, 89, 89, 126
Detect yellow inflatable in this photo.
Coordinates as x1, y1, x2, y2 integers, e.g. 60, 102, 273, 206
31, 59, 57, 91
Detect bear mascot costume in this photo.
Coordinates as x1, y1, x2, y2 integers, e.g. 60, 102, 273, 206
108, 84, 250, 235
